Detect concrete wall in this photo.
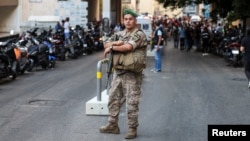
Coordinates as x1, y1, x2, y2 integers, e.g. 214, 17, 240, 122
0, 6, 19, 32
0, 0, 18, 6
20, 0, 57, 22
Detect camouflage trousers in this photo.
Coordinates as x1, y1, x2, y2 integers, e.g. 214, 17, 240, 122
108, 71, 142, 128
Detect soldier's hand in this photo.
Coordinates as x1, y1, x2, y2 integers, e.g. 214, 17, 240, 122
104, 47, 111, 57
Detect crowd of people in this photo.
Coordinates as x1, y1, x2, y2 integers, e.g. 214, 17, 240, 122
146, 15, 244, 73
151, 15, 243, 54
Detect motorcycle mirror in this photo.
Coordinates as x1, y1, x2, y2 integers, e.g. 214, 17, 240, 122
102, 18, 110, 34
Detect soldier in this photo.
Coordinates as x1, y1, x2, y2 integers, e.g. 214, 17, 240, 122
99, 9, 148, 139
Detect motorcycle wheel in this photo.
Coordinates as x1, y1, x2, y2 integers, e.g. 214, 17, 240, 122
10, 73, 17, 80
20, 69, 25, 75
10, 68, 17, 80
41, 62, 49, 70
27, 59, 34, 72
87, 49, 92, 54
48, 60, 56, 68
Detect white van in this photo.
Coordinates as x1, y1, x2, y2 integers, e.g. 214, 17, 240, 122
136, 18, 153, 42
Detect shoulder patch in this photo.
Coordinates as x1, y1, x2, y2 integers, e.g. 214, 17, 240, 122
131, 32, 141, 41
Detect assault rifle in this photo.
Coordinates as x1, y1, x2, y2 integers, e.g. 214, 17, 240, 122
105, 34, 118, 90
106, 50, 113, 90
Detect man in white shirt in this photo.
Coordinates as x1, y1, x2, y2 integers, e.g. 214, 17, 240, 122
64, 17, 71, 45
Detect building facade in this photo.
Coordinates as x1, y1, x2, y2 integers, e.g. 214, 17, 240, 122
0, 0, 122, 33
0, 0, 214, 33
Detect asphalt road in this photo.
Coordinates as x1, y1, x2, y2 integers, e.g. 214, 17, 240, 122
0, 40, 250, 141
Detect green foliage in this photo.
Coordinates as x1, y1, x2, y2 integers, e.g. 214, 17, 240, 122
232, 0, 250, 19
227, 11, 238, 23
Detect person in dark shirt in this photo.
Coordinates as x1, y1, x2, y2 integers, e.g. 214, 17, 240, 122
201, 26, 211, 54
55, 21, 62, 32
193, 24, 201, 52
152, 21, 164, 72
172, 25, 180, 48
240, 28, 250, 88
185, 25, 194, 51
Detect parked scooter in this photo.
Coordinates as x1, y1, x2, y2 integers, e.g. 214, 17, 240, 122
92, 31, 104, 51
40, 27, 57, 68
83, 30, 94, 55
224, 36, 243, 67
210, 32, 223, 56
43, 39, 56, 69
0, 39, 19, 80
26, 37, 49, 71
14, 41, 30, 74
71, 26, 85, 57
51, 29, 66, 61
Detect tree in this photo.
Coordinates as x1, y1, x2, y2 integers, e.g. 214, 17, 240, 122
232, 0, 250, 30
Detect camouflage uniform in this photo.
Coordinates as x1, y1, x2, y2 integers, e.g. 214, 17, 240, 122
106, 28, 147, 128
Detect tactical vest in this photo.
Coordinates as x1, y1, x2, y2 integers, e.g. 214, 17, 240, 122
112, 28, 147, 73
154, 28, 164, 46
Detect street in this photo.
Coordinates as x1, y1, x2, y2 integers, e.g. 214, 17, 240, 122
1, 40, 250, 141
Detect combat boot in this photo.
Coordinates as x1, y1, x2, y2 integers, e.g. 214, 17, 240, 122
99, 123, 120, 134
125, 127, 137, 139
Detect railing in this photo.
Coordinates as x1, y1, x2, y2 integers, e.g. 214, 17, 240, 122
96, 58, 110, 101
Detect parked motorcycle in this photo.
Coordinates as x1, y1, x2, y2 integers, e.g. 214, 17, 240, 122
92, 31, 104, 51
71, 26, 84, 57
224, 36, 243, 67
42, 39, 56, 68
51, 29, 66, 61
40, 27, 57, 68
83, 30, 94, 55
0, 39, 19, 80
26, 37, 49, 71
14, 41, 30, 74
210, 32, 223, 56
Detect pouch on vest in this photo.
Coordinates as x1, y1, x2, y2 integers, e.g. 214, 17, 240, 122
113, 49, 146, 73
